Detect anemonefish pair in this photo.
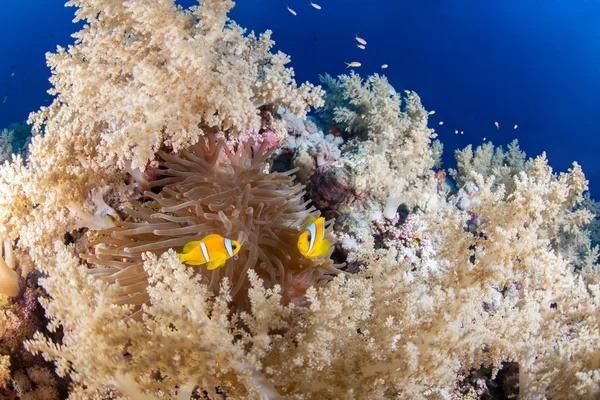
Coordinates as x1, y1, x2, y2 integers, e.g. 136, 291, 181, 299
178, 216, 331, 269
178, 234, 241, 270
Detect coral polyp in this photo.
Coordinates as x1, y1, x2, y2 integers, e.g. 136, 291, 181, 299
83, 134, 344, 315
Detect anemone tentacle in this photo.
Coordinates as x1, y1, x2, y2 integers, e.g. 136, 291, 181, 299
83, 134, 344, 316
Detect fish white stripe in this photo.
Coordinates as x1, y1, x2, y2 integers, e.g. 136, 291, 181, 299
307, 223, 317, 254
224, 238, 233, 257
200, 241, 210, 262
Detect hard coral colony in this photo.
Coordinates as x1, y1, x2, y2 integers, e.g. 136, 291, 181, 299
0, 0, 597, 399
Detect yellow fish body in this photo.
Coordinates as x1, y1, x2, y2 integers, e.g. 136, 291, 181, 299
297, 216, 331, 258
178, 234, 241, 270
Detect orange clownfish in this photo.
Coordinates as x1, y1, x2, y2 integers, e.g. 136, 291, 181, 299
297, 216, 331, 258
178, 234, 241, 270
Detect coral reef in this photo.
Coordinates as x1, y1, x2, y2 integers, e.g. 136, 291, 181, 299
449, 139, 527, 192
579, 192, 600, 248
0, 0, 598, 398
315, 72, 439, 249
0, 130, 15, 164
0, 270, 65, 400
277, 108, 343, 183
27, 151, 600, 398
451, 142, 595, 277
30, 0, 323, 170
0, 239, 19, 297
0, 122, 32, 164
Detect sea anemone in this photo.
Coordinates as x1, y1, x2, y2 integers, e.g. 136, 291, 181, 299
83, 134, 344, 316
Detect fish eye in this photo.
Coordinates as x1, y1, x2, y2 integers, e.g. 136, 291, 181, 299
232, 244, 237, 250
306, 233, 311, 242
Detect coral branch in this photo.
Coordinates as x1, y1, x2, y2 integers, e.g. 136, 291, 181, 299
0, 239, 18, 297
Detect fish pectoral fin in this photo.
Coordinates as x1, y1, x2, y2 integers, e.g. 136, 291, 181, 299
179, 253, 206, 266
206, 258, 226, 270
182, 241, 201, 254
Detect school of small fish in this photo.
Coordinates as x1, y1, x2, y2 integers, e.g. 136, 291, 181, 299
283, 3, 390, 71
282, 3, 522, 145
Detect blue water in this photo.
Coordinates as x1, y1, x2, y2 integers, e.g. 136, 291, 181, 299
1, 0, 599, 195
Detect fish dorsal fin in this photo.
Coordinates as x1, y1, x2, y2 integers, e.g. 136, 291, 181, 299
202, 234, 223, 243
301, 215, 318, 230
182, 240, 201, 254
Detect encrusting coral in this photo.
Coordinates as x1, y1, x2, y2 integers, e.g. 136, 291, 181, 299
83, 133, 344, 315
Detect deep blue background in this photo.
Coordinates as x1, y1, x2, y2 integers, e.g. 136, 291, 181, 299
1, 0, 598, 196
